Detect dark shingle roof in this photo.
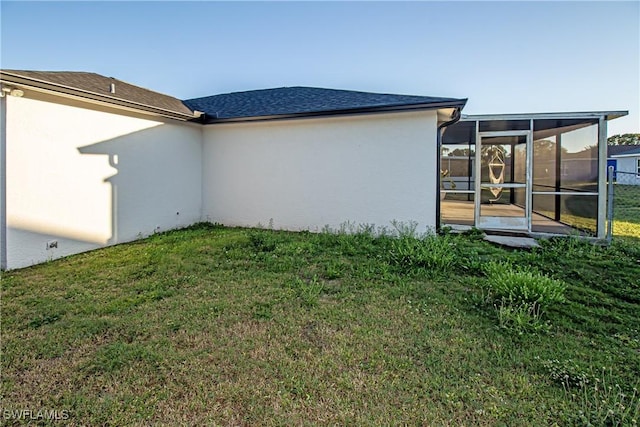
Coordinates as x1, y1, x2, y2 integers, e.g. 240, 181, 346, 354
0, 70, 195, 117
184, 87, 466, 122
608, 145, 640, 157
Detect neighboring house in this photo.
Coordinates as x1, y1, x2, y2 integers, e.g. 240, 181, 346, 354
608, 145, 640, 185
0, 69, 628, 269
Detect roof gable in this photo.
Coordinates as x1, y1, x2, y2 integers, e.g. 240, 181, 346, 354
184, 86, 466, 122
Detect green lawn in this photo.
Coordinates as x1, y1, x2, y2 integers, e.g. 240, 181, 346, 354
613, 184, 640, 239
2, 224, 639, 425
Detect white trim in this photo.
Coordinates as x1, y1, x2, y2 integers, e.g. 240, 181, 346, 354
480, 183, 526, 189
462, 110, 628, 122
478, 130, 530, 137
474, 121, 480, 226
441, 155, 476, 160
597, 117, 607, 239
610, 152, 640, 159
527, 119, 534, 232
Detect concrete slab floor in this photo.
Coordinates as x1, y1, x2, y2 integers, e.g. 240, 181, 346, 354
483, 234, 540, 249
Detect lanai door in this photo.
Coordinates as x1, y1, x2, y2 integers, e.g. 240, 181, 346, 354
475, 131, 532, 231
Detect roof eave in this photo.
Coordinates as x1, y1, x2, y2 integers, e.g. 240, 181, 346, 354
202, 99, 468, 124
610, 152, 640, 158
0, 71, 199, 121
461, 110, 628, 122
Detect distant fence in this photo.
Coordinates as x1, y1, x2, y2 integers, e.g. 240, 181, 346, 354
607, 168, 640, 241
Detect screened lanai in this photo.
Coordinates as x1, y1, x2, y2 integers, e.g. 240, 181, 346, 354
439, 111, 627, 238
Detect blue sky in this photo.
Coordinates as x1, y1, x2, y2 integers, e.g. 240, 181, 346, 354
1, 1, 638, 135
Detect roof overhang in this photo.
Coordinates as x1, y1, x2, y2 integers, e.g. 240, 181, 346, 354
203, 99, 468, 124
610, 152, 640, 159
0, 71, 200, 122
461, 110, 628, 122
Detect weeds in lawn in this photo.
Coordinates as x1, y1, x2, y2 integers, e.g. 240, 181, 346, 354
389, 233, 457, 274
542, 360, 640, 425
536, 236, 601, 260
248, 230, 278, 252
495, 301, 550, 335
290, 276, 324, 308
567, 368, 639, 426
541, 358, 592, 389
390, 219, 421, 238
322, 260, 345, 280
571, 373, 640, 426
480, 261, 566, 335
482, 261, 566, 307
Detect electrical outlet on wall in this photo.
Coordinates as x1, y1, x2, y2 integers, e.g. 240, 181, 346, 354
46, 240, 58, 250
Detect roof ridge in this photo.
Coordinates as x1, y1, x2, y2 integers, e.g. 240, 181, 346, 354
186, 86, 294, 100
2, 69, 101, 75
184, 86, 457, 102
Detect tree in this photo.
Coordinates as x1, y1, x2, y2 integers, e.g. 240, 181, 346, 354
607, 133, 640, 145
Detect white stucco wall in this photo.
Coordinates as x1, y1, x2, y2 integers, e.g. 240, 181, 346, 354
614, 156, 640, 185
3, 94, 202, 269
201, 111, 438, 233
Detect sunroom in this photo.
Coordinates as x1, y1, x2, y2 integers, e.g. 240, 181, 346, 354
438, 111, 627, 239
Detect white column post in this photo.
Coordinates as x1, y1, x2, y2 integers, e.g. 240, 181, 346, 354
597, 116, 607, 239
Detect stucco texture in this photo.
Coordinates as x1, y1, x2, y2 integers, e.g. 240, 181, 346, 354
201, 111, 438, 233
4, 94, 202, 269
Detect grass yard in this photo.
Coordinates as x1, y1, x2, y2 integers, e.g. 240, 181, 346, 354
613, 184, 640, 239
1, 224, 639, 425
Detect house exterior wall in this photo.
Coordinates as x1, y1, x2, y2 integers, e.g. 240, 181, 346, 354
2, 94, 202, 269
201, 111, 438, 233
614, 156, 640, 185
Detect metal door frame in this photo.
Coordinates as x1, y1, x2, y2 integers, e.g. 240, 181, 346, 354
474, 130, 532, 231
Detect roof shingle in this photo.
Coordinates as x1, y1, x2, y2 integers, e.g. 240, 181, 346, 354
184, 86, 466, 121
0, 70, 194, 117
608, 145, 640, 157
